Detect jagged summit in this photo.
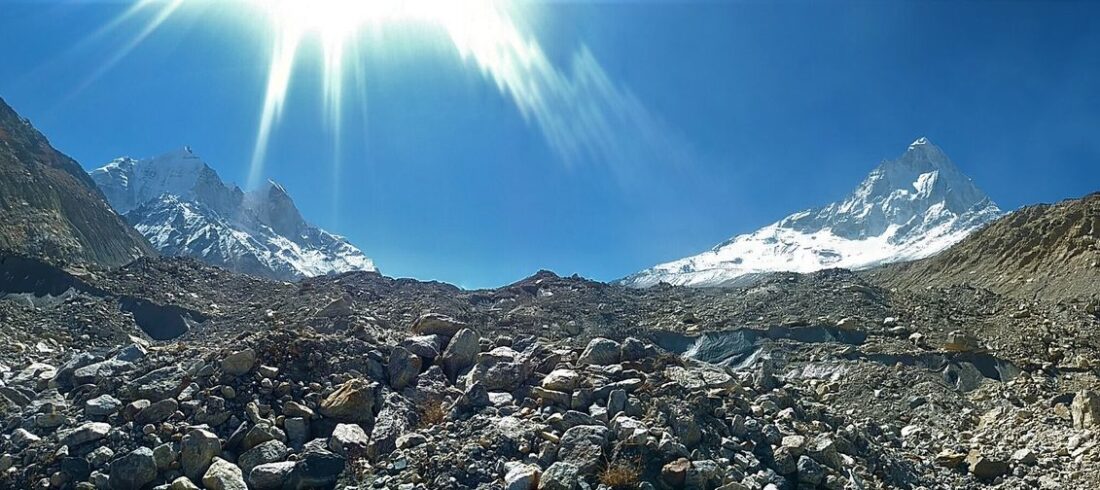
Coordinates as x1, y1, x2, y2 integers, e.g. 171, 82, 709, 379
621, 138, 1003, 287
90, 148, 374, 281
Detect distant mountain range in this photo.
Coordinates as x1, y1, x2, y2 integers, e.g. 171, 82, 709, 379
90, 148, 374, 281
621, 138, 1003, 287
0, 97, 153, 266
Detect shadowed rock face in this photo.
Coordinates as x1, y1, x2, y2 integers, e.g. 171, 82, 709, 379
0, 97, 153, 267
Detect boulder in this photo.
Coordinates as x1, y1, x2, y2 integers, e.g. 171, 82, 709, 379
135, 398, 178, 425
388, 346, 421, 390
122, 365, 186, 401
285, 445, 345, 490
504, 462, 541, 490
541, 369, 581, 392
85, 394, 123, 418
328, 423, 369, 456
538, 462, 579, 490
556, 425, 609, 475
966, 451, 1008, 480
248, 461, 295, 490
238, 439, 288, 474
202, 457, 248, 490
464, 347, 530, 391
109, 447, 157, 490
181, 428, 222, 481
220, 349, 256, 376
399, 334, 445, 359
442, 328, 480, 380
319, 378, 376, 423
411, 313, 466, 337
60, 422, 111, 447
1072, 389, 1100, 429
578, 338, 621, 366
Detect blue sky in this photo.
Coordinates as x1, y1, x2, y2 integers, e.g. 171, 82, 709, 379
1, 0, 1098, 288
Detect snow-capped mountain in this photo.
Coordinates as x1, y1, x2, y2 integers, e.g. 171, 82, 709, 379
90, 147, 375, 281
620, 137, 1003, 288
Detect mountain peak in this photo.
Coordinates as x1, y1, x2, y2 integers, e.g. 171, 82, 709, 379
620, 138, 1003, 287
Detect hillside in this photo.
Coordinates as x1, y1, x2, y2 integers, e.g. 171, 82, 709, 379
0, 98, 153, 266
868, 192, 1100, 303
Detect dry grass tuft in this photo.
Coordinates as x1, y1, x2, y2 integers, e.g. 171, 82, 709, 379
599, 461, 641, 489
418, 398, 447, 428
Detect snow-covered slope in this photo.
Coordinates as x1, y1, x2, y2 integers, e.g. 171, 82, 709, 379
620, 138, 1003, 288
90, 148, 374, 281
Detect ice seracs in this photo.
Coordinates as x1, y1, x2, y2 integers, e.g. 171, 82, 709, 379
90, 147, 375, 281
620, 137, 1003, 287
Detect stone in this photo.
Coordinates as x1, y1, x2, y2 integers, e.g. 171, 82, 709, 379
220, 349, 256, 376
242, 423, 287, 450
1011, 448, 1038, 465
388, 346, 421, 390
556, 425, 609, 474
282, 401, 314, 419
11, 428, 41, 448
328, 423, 369, 456
661, 458, 691, 488
85, 395, 123, 419
796, 455, 824, 485
608, 389, 627, 416
153, 443, 176, 470
60, 422, 111, 447
169, 477, 200, 490
411, 313, 466, 337
441, 328, 480, 380
285, 417, 310, 448
181, 428, 222, 481
966, 451, 1008, 480
73, 360, 131, 385
202, 457, 248, 490
319, 378, 375, 423
577, 338, 621, 366
538, 462, 579, 490
464, 347, 530, 392
396, 433, 427, 449
619, 337, 653, 362
87, 447, 115, 468
504, 462, 541, 490
248, 461, 295, 490
399, 334, 445, 359
944, 331, 980, 352
285, 446, 345, 490
532, 387, 571, 407
109, 447, 157, 490
123, 365, 186, 402
541, 369, 581, 392
314, 295, 354, 318
114, 344, 148, 363
1072, 389, 1100, 429
135, 398, 178, 425
238, 439, 288, 474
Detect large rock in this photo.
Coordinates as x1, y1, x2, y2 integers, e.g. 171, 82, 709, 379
61, 422, 111, 447
319, 378, 376, 423
285, 445, 345, 490
388, 346, 421, 390
248, 461, 295, 490
220, 349, 257, 376
399, 335, 445, 359
328, 423, 369, 456
504, 462, 541, 490
181, 428, 222, 481
367, 393, 416, 460
541, 369, 581, 392
411, 313, 466, 337
538, 462, 580, 490
464, 347, 531, 391
109, 447, 157, 490
966, 451, 1008, 480
85, 394, 123, 418
442, 328, 480, 380
135, 398, 178, 425
556, 425, 609, 475
73, 359, 131, 385
1072, 389, 1100, 429
578, 338, 621, 366
202, 457, 248, 490
238, 439, 288, 474
122, 365, 186, 401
